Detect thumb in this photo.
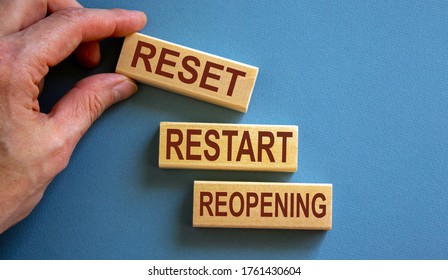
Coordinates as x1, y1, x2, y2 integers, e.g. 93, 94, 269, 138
50, 73, 137, 145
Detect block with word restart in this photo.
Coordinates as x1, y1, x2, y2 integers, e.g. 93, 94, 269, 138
159, 122, 298, 172
193, 181, 332, 230
116, 33, 258, 112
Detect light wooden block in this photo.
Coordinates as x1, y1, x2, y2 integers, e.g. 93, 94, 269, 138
193, 181, 332, 230
116, 33, 258, 112
159, 122, 298, 172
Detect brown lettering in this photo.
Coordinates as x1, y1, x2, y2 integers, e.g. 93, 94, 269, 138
199, 192, 213, 216
312, 193, 326, 218
229, 192, 244, 217
222, 130, 238, 161
204, 129, 220, 161
226, 67, 246, 96
297, 193, 310, 218
277, 131, 293, 162
260, 192, 273, 217
246, 192, 259, 217
236, 131, 255, 162
215, 192, 227, 217
186, 129, 201, 160
131, 40, 156, 72
199, 61, 224, 92
179, 55, 200, 84
166, 129, 184, 160
155, 47, 180, 79
290, 193, 295, 217
258, 131, 275, 162
274, 193, 288, 217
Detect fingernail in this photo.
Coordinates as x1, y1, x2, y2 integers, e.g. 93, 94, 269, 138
128, 10, 147, 19
131, 10, 147, 16
133, 11, 147, 25
134, 10, 147, 16
112, 78, 138, 102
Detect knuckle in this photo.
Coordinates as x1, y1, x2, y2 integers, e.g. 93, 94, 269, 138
51, 8, 85, 39
0, 122, 71, 194
0, 35, 42, 90
50, 8, 87, 49
18, 143, 70, 195
44, 133, 72, 175
85, 94, 107, 124
30, 131, 72, 184
0, 38, 16, 77
71, 86, 109, 126
54, 7, 85, 23
0, 40, 11, 61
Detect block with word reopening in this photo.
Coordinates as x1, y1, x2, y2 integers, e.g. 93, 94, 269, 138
116, 33, 258, 112
159, 122, 298, 172
193, 181, 332, 230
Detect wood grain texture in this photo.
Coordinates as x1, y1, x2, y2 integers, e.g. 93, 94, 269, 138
159, 122, 298, 172
193, 181, 332, 230
116, 33, 258, 112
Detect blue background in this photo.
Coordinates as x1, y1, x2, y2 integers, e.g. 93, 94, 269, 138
0, 0, 447, 259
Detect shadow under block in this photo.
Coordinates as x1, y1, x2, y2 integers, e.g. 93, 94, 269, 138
159, 122, 298, 172
193, 181, 332, 230
116, 33, 258, 112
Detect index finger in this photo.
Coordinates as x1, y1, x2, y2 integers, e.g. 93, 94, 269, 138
0, 0, 82, 36
17, 8, 146, 68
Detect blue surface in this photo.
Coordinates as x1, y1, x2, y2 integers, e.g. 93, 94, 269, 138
0, 0, 447, 259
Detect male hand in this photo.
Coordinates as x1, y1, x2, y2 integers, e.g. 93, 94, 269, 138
0, 0, 147, 233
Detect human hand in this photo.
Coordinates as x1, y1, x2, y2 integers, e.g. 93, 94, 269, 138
0, 0, 146, 233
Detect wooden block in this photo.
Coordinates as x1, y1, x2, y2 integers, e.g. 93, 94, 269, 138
193, 181, 332, 230
159, 122, 298, 172
116, 33, 258, 112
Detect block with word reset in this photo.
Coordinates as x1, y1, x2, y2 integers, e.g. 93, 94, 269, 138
116, 33, 258, 112
159, 122, 298, 172
193, 181, 332, 230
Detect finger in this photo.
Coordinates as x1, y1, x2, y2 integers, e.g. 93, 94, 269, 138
49, 2, 97, 68
47, 0, 82, 12
38, 78, 45, 93
19, 8, 147, 68
74, 42, 102, 68
49, 1, 98, 67
0, 0, 82, 36
49, 73, 138, 145
0, 0, 47, 36
0, 0, 93, 67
